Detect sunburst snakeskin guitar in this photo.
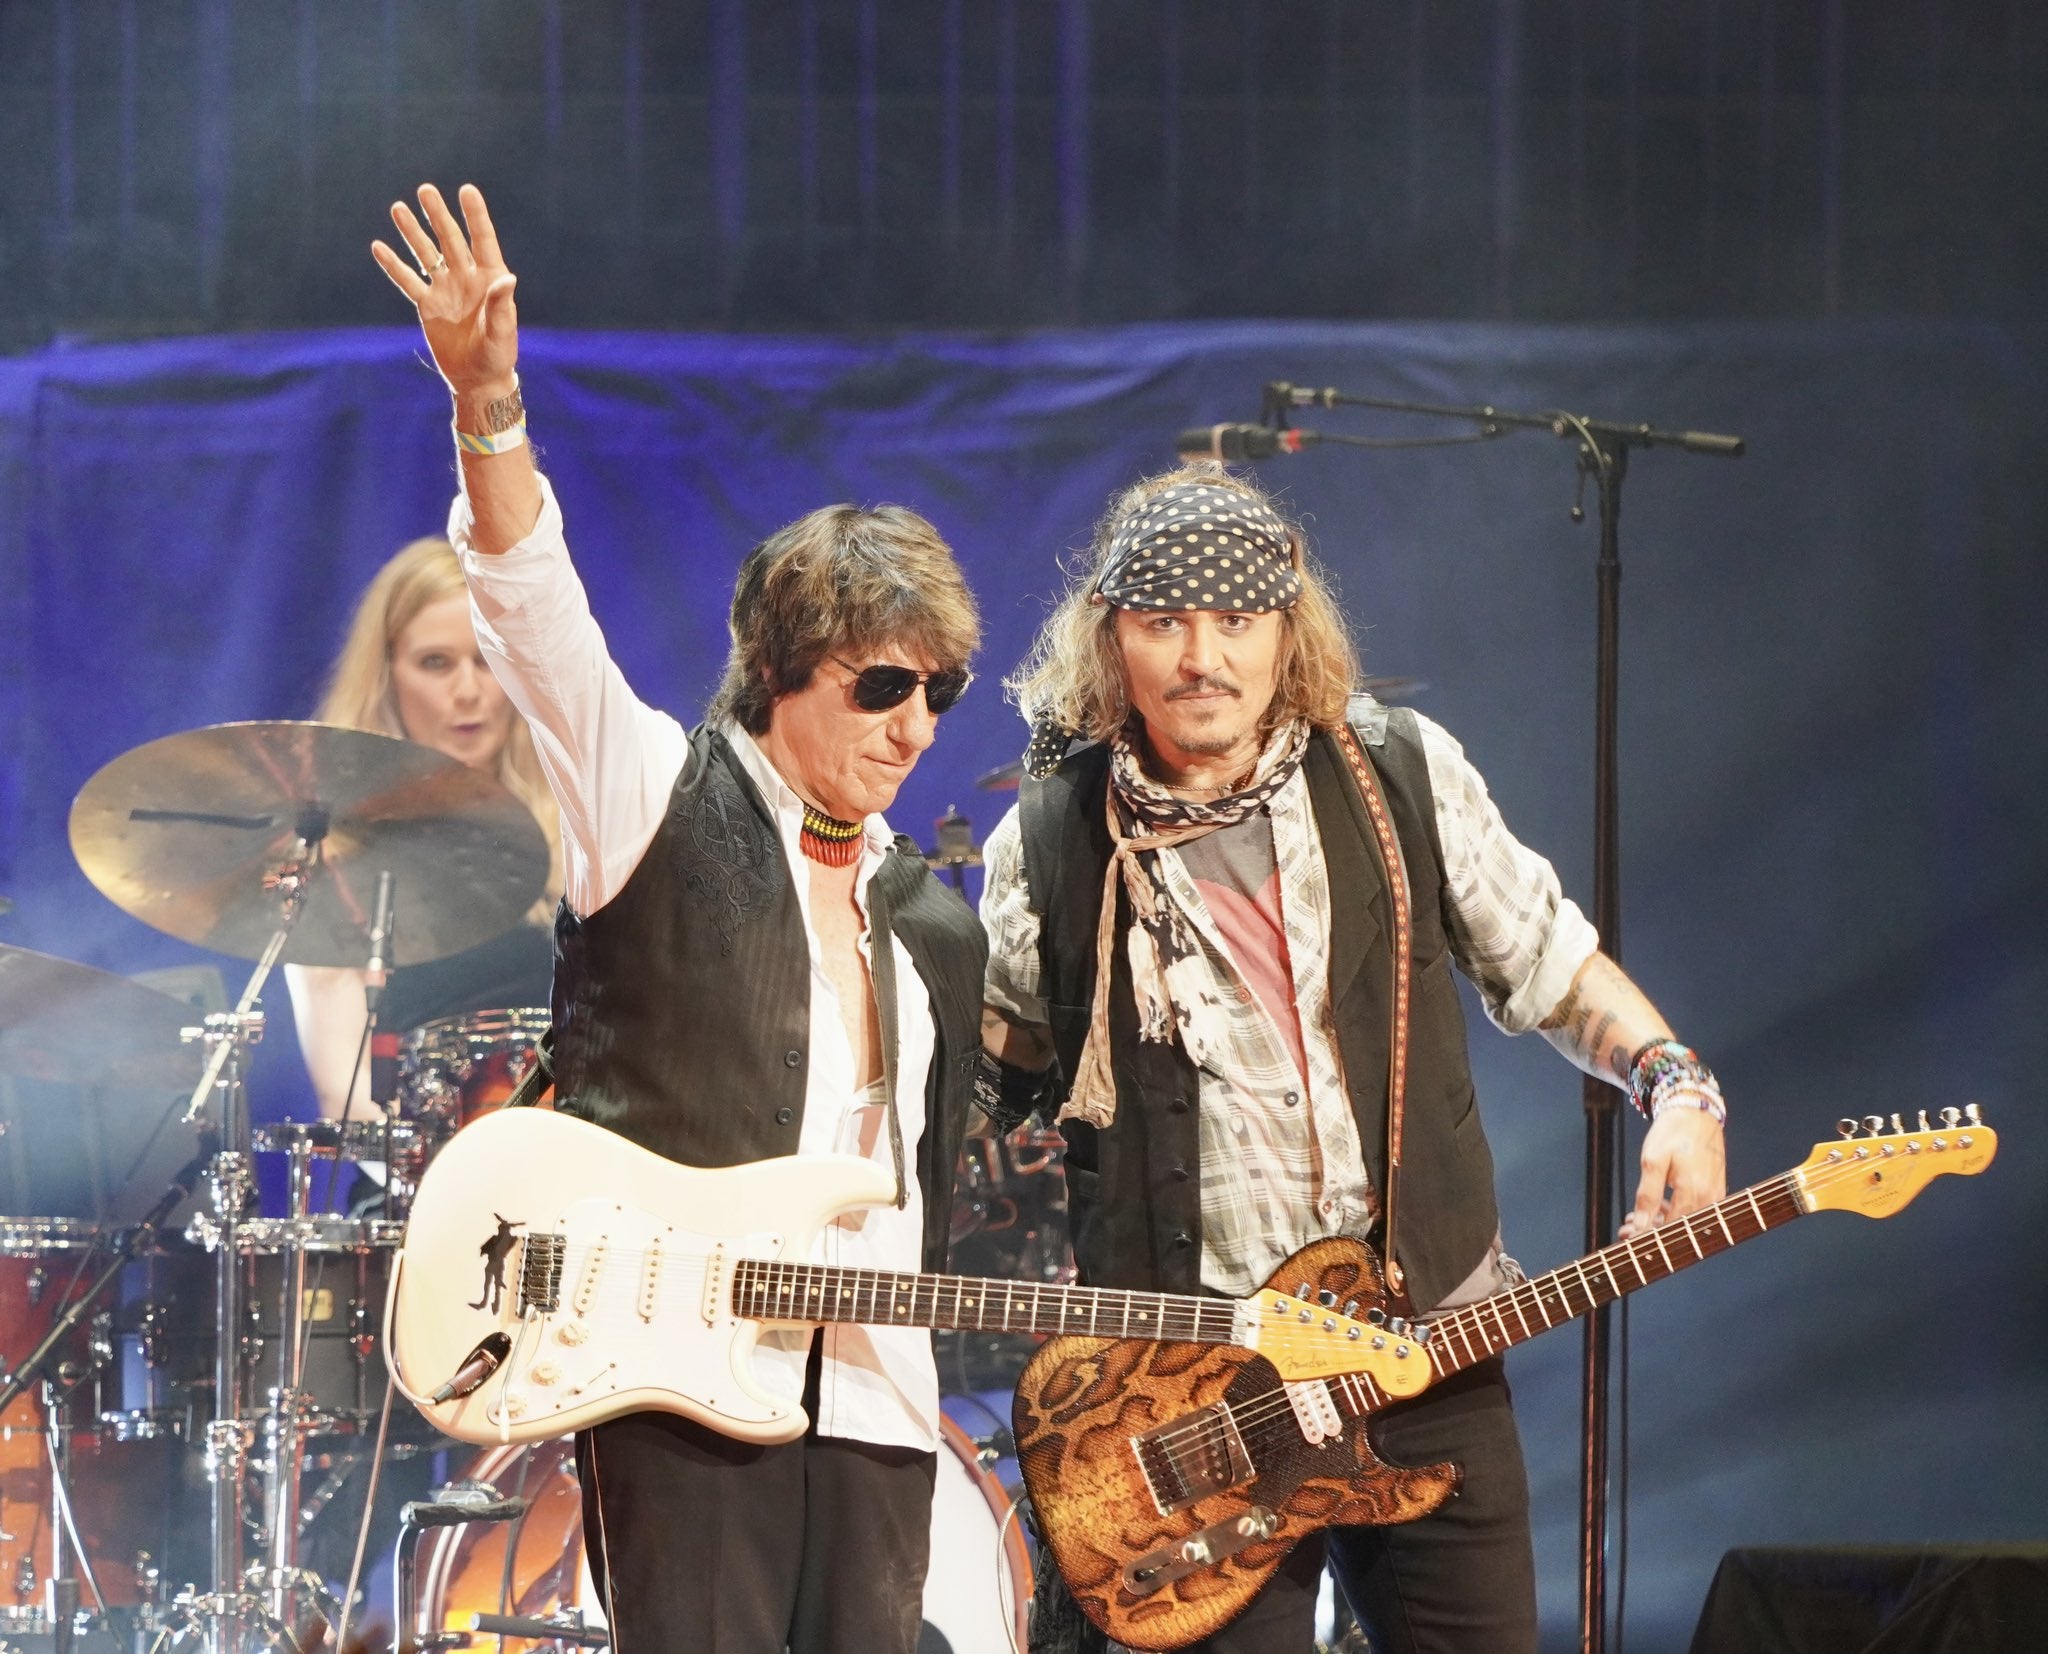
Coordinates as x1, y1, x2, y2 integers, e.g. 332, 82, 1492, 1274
385, 1105, 1433, 1447
1013, 1109, 1997, 1652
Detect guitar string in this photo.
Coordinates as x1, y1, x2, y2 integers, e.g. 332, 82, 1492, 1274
508, 1244, 1243, 1341
481, 1139, 1962, 1478
1144, 1137, 1973, 1476
1139, 1169, 1816, 1469
1132, 1143, 1951, 1476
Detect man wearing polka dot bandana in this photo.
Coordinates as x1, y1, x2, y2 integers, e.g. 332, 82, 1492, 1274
978, 466, 1727, 1654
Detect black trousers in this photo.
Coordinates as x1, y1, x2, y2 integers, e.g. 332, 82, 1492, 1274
1182, 1357, 1538, 1654
575, 1337, 938, 1654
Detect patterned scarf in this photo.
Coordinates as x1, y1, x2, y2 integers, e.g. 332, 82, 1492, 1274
1060, 718, 1313, 1128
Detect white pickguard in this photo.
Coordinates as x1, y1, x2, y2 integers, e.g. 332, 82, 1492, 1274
388, 1106, 899, 1446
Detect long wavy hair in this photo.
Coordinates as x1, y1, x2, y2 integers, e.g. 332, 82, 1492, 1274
1006, 464, 1362, 744
317, 536, 563, 922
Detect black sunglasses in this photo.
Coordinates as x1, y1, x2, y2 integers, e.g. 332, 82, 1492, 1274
831, 657, 973, 715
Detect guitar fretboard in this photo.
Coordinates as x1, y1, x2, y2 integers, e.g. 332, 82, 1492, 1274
1331, 1171, 1807, 1413
732, 1259, 1242, 1344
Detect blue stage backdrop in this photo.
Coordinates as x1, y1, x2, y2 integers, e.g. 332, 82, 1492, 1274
1, 319, 2042, 1649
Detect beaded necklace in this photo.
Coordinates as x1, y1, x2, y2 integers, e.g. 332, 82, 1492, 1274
799, 804, 864, 866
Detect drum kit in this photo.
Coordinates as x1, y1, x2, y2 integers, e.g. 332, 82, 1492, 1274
1, 721, 1061, 1654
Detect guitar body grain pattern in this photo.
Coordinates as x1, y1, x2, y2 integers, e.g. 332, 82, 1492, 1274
1013, 1236, 1460, 1651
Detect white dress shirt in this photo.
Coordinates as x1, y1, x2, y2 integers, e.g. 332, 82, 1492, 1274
450, 476, 940, 1453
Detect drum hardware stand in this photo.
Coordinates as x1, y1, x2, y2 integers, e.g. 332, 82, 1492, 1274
0, 1154, 209, 1651
925, 806, 981, 896
391, 1488, 531, 1654
174, 835, 328, 1654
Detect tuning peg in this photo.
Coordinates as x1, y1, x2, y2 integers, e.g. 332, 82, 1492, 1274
1318, 1290, 1338, 1309
1863, 1114, 1886, 1138
1837, 1118, 1860, 1140
1385, 1317, 1410, 1337
1342, 1299, 1360, 1318
1889, 1112, 1904, 1134
1940, 1107, 1961, 1129
1965, 1103, 1982, 1126
1295, 1282, 1312, 1300
1917, 1110, 1931, 1132
1366, 1308, 1388, 1327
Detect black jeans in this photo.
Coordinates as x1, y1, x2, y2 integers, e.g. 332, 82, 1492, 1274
1178, 1358, 1537, 1654
575, 1336, 938, 1654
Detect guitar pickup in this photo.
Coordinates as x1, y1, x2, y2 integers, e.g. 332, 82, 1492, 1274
1284, 1378, 1343, 1445
1123, 1507, 1282, 1597
1132, 1402, 1254, 1515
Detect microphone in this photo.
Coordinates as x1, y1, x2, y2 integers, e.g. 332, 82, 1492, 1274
428, 1330, 512, 1404
363, 869, 395, 1013
1175, 424, 1321, 462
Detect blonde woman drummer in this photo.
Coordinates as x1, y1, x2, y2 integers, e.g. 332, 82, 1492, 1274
285, 536, 564, 1121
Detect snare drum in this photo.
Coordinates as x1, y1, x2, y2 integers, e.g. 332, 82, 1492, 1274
415, 1415, 1029, 1650
252, 1117, 433, 1205
400, 1008, 550, 1134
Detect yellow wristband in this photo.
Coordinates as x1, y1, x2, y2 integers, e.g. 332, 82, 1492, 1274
454, 418, 528, 457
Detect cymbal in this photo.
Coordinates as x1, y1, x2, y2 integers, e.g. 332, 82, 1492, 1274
0, 944, 203, 1086
70, 722, 548, 968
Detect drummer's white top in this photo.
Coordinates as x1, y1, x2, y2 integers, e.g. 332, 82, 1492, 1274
449, 477, 941, 1455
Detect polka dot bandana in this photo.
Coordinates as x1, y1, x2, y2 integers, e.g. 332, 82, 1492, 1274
1024, 714, 1074, 780
1096, 481, 1302, 613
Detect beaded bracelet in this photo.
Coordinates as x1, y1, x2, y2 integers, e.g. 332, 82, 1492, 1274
1648, 1072, 1728, 1128
1625, 1038, 1727, 1126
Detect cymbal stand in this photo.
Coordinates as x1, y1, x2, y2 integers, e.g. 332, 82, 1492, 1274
253, 1138, 342, 1637
175, 837, 319, 1654
41, 1374, 107, 1653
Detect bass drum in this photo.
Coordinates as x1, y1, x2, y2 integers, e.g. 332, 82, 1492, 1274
417, 1414, 1030, 1652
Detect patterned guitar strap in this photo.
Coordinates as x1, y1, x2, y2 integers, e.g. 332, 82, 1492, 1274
1335, 722, 1413, 1306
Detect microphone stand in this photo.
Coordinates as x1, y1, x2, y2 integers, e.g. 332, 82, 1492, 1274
1259, 381, 1744, 1654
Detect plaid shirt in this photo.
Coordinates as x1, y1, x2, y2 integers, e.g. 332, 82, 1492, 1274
981, 713, 1597, 1301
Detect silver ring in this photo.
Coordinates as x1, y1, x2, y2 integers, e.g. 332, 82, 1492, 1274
422, 255, 448, 278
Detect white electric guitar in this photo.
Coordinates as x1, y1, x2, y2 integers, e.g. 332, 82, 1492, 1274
387, 1105, 1434, 1447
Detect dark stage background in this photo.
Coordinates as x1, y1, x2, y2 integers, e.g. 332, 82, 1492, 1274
2, 2, 2045, 1651
2, 316, 2041, 1651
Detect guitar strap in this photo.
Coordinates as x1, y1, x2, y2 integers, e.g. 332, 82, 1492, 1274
1335, 722, 1412, 1303
863, 865, 912, 1210
503, 1027, 554, 1110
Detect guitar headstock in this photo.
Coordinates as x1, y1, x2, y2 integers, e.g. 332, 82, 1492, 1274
1796, 1106, 1996, 1219
1244, 1289, 1432, 1395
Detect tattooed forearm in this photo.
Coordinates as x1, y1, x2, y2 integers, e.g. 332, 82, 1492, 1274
1540, 953, 1671, 1087
1540, 980, 1583, 1034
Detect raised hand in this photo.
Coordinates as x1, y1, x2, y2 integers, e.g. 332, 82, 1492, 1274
371, 182, 518, 398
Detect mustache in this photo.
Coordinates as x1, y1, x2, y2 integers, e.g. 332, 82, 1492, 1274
1164, 675, 1240, 701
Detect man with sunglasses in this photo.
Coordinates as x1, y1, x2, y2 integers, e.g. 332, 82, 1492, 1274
374, 183, 986, 1654
978, 467, 1727, 1653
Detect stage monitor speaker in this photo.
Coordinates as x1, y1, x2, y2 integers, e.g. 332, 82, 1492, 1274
1689, 1544, 2048, 1654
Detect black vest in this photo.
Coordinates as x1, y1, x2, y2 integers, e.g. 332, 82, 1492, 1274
1018, 708, 1498, 1309
550, 726, 987, 1271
